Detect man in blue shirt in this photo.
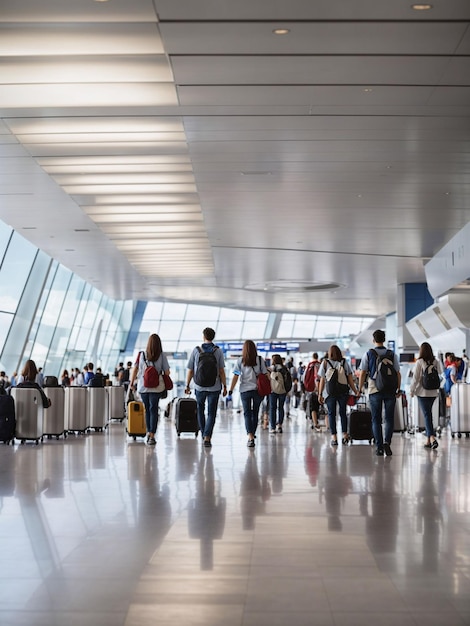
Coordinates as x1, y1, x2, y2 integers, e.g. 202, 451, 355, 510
358, 330, 401, 457
186, 328, 227, 447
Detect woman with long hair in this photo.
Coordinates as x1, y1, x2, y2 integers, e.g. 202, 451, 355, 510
17, 359, 51, 408
269, 354, 288, 434
410, 342, 443, 449
317, 345, 358, 446
228, 340, 269, 447
129, 333, 170, 445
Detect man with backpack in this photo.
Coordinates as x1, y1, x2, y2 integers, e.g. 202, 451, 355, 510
302, 353, 322, 431
358, 330, 401, 457
186, 327, 227, 447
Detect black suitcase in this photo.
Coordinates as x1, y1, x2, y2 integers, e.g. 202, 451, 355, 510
0, 395, 16, 444
349, 403, 373, 443
175, 397, 199, 437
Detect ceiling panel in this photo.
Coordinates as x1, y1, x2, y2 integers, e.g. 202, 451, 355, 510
0, 0, 469, 317
155, 0, 470, 20
171, 56, 451, 85
160, 22, 468, 55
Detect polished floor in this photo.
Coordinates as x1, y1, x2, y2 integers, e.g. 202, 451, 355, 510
1, 403, 470, 626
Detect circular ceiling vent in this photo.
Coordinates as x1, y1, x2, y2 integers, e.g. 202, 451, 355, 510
244, 280, 345, 293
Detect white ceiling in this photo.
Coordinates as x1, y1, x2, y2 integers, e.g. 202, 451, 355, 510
0, 0, 469, 316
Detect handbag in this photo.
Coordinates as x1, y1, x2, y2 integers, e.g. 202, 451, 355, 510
163, 373, 173, 390
346, 394, 356, 407
253, 356, 271, 397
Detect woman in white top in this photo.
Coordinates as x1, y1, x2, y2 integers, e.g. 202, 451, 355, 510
410, 342, 443, 450
228, 340, 269, 448
317, 345, 358, 447
129, 333, 170, 446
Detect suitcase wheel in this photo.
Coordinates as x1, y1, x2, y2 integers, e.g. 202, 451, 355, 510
458, 433, 462, 438
177, 432, 180, 436
133, 436, 136, 441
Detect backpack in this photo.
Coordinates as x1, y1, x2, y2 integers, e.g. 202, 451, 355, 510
303, 361, 319, 393
43, 376, 59, 388
325, 359, 349, 397
270, 368, 286, 394
422, 361, 440, 390
371, 349, 398, 394
142, 353, 160, 388
88, 372, 105, 387
281, 366, 293, 393
194, 346, 219, 387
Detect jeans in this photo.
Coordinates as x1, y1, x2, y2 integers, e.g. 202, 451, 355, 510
269, 393, 287, 429
241, 389, 263, 436
418, 395, 437, 438
325, 394, 348, 436
195, 389, 221, 439
368, 392, 396, 448
141, 391, 165, 434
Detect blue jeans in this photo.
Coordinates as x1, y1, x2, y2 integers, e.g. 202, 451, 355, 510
241, 389, 263, 436
269, 393, 287, 429
325, 394, 348, 436
195, 389, 220, 439
418, 395, 437, 438
368, 392, 396, 448
141, 391, 165, 435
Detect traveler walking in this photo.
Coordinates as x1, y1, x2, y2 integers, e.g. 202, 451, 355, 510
128, 333, 170, 446
358, 330, 401, 456
228, 340, 269, 447
186, 327, 227, 447
410, 342, 443, 450
317, 345, 358, 446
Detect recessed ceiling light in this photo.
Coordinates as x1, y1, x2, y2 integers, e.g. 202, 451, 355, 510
411, 4, 433, 10
240, 171, 272, 176
363, 88, 373, 92
272, 29, 290, 35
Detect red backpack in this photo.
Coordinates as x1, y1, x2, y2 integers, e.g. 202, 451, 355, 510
141, 353, 160, 388
303, 360, 320, 393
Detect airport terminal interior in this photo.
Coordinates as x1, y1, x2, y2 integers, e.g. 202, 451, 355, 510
1, 0, 470, 625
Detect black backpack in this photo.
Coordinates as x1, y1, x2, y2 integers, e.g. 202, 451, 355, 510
194, 346, 219, 387
280, 366, 293, 393
371, 349, 398, 394
88, 373, 105, 388
43, 376, 59, 388
422, 362, 440, 390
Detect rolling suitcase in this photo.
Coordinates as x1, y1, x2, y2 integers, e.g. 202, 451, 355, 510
394, 391, 408, 433
450, 383, 470, 438
349, 400, 373, 444
11, 388, 44, 444
65, 386, 88, 434
0, 394, 16, 444
108, 385, 126, 422
87, 387, 108, 432
43, 386, 66, 439
127, 401, 146, 440
175, 397, 199, 437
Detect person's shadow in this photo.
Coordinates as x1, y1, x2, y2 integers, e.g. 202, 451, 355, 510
240, 451, 268, 530
320, 449, 352, 531
417, 454, 443, 572
187, 450, 226, 570
365, 460, 399, 554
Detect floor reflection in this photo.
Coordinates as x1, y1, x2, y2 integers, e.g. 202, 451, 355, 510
0, 410, 469, 625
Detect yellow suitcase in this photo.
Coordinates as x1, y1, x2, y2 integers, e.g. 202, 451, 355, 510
127, 401, 146, 440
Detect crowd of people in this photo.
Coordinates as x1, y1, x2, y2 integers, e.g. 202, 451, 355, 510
1, 328, 467, 452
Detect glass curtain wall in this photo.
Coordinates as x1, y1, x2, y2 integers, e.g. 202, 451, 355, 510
0, 219, 375, 382
0, 221, 134, 378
